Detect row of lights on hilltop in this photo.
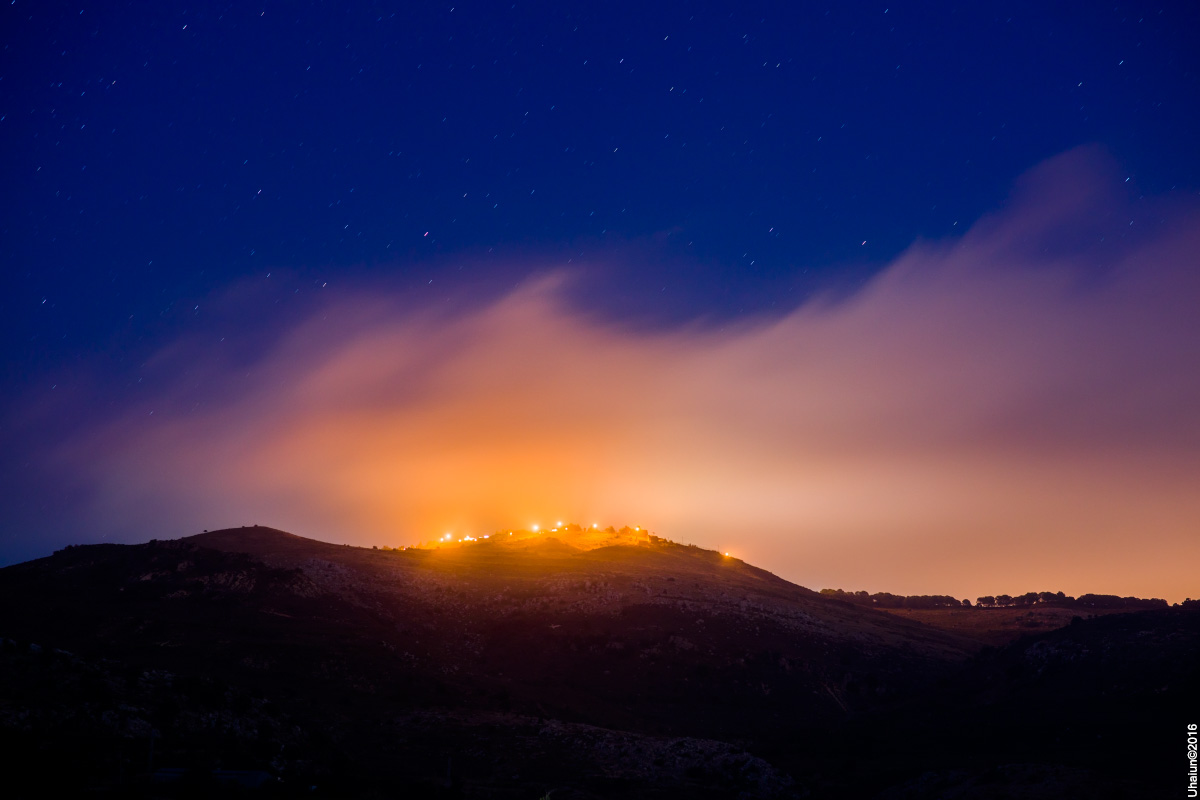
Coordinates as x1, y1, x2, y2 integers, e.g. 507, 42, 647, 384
532, 521, 612, 533
434, 521, 652, 544
394, 524, 735, 558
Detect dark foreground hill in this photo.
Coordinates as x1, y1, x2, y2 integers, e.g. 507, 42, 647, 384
0, 526, 1191, 798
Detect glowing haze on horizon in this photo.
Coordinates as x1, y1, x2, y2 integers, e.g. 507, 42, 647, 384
20, 149, 1200, 602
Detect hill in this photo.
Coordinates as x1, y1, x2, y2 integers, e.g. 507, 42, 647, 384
0, 525, 1190, 798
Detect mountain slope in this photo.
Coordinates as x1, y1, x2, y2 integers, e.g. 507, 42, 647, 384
0, 525, 1187, 798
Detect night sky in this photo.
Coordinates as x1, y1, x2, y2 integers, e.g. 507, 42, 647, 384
3, 2, 1199, 600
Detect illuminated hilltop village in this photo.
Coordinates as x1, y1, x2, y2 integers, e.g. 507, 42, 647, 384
400, 523, 658, 552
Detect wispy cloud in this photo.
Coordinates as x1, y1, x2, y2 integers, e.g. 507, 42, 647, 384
34, 147, 1200, 600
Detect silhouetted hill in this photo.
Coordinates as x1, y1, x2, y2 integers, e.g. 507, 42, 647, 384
0, 526, 1190, 798
820, 587, 1169, 613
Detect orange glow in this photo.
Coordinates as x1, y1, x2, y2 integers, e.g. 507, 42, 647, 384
52, 148, 1200, 601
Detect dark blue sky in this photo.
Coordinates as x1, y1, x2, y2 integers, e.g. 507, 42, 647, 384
5, 1, 1199, 382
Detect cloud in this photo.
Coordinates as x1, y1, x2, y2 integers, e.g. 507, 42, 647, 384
33, 147, 1200, 600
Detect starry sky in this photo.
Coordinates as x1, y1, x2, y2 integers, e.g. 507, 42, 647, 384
3, 2, 1199, 600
